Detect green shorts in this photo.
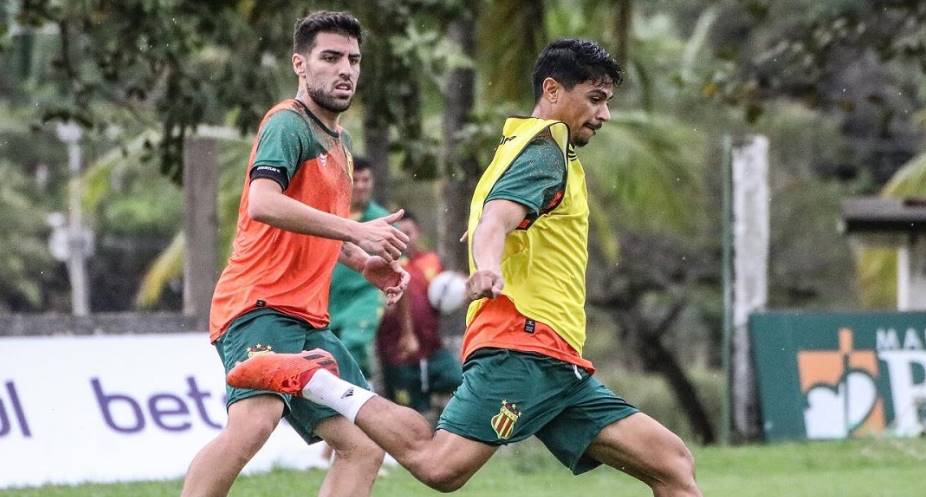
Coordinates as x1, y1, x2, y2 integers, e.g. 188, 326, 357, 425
437, 348, 639, 475
215, 308, 369, 444
330, 293, 385, 376
382, 347, 463, 413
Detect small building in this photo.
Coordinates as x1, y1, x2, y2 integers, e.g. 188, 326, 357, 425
840, 197, 926, 310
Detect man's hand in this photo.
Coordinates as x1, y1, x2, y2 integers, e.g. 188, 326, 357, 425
353, 210, 409, 262
466, 269, 504, 300
362, 256, 410, 305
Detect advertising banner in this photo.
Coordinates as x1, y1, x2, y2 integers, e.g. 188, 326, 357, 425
0, 333, 330, 488
750, 312, 926, 441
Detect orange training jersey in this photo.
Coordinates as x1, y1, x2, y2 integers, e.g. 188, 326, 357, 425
209, 99, 354, 342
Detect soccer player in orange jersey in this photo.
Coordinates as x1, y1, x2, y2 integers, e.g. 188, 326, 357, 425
180, 11, 409, 497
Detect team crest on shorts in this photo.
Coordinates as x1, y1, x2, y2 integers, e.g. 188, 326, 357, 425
246, 343, 273, 358
490, 400, 521, 440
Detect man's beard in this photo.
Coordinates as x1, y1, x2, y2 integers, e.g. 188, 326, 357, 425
309, 86, 353, 113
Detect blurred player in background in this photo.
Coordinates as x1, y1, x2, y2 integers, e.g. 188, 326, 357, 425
181, 11, 409, 497
229, 38, 702, 496
329, 158, 390, 378
376, 211, 463, 420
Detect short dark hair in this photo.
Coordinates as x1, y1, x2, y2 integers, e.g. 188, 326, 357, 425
293, 11, 363, 55
531, 39, 622, 102
353, 156, 372, 172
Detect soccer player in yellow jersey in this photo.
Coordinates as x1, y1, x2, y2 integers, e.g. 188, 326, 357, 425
229, 39, 703, 496
181, 11, 410, 497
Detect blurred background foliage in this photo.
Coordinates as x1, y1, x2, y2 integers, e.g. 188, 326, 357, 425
2, 0, 925, 442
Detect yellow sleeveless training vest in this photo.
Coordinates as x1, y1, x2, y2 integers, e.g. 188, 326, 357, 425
466, 117, 590, 355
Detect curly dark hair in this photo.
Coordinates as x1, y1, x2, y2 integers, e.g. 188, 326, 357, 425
293, 11, 363, 55
531, 39, 622, 102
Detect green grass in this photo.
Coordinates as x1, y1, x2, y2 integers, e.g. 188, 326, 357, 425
6, 437, 924, 497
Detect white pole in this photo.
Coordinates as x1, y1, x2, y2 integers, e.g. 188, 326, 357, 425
730, 135, 769, 440
57, 121, 90, 316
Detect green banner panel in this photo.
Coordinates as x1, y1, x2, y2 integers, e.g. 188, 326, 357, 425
750, 312, 926, 441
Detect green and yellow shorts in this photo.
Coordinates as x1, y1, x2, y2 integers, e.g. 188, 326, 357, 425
437, 348, 639, 474
214, 308, 369, 444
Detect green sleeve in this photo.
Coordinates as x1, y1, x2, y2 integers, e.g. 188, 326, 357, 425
486, 138, 566, 219
251, 110, 316, 190
342, 129, 355, 154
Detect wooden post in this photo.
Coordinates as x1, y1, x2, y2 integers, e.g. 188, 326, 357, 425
182, 137, 218, 331
730, 135, 769, 441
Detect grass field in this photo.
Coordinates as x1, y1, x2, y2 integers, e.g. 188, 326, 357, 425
6, 437, 922, 497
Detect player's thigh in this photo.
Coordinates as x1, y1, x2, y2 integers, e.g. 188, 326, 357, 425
586, 412, 695, 486
314, 415, 383, 461
424, 429, 499, 484
535, 374, 638, 474
224, 394, 285, 452
285, 328, 371, 444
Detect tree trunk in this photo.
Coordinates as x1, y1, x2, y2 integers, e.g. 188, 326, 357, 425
615, 0, 632, 65
438, 10, 478, 271
358, 7, 394, 202
637, 329, 717, 444
611, 298, 717, 444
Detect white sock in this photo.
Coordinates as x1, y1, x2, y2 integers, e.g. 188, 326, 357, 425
302, 369, 376, 423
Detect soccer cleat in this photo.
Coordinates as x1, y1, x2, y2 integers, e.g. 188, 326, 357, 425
227, 349, 340, 396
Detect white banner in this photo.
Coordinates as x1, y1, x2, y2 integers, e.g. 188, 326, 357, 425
0, 333, 329, 488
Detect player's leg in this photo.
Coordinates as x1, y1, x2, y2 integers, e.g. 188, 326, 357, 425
229, 348, 575, 491
181, 310, 308, 497
535, 372, 700, 497
180, 394, 283, 497
586, 413, 701, 497
325, 343, 497, 492
284, 328, 385, 497
262, 354, 497, 491
313, 416, 385, 497
356, 399, 497, 491
230, 350, 515, 491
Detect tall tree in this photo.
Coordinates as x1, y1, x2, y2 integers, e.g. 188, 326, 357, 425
437, 3, 479, 271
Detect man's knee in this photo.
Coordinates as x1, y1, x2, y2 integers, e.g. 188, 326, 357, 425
418, 465, 472, 493
659, 439, 699, 494
224, 397, 282, 459
333, 435, 386, 470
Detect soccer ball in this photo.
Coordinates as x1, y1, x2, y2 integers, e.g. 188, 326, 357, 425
427, 271, 468, 315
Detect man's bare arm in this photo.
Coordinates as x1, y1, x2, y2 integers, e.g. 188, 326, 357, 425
248, 178, 407, 261
467, 199, 527, 299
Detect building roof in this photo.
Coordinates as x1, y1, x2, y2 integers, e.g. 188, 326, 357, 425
840, 197, 926, 234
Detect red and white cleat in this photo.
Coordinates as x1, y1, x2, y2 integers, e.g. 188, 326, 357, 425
227, 349, 339, 397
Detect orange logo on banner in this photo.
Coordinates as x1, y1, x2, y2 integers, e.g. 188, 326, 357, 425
798, 328, 885, 438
